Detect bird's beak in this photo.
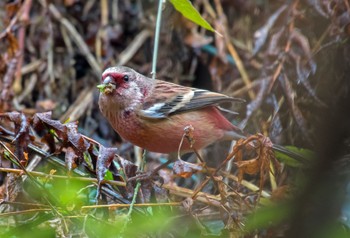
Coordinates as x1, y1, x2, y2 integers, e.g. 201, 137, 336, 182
97, 76, 116, 94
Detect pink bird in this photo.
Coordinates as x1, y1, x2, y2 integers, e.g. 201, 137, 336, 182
98, 66, 303, 160
98, 66, 244, 154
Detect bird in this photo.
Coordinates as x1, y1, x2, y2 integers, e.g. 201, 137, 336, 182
98, 66, 304, 161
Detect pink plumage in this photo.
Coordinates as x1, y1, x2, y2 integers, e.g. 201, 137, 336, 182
98, 66, 244, 153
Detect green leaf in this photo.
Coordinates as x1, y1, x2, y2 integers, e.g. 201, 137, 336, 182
83, 151, 94, 171
169, 0, 216, 33
275, 146, 315, 167
244, 202, 291, 233
284, 146, 315, 159
203, 220, 225, 236
4, 150, 20, 167
275, 151, 302, 167
104, 169, 114, 181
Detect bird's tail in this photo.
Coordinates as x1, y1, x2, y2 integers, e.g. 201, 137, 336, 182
271, 144, 307, 162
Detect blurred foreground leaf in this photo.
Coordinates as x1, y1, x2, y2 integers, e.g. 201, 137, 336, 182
244, 202, 291, 233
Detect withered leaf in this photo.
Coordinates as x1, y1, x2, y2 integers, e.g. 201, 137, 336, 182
6, 32, 19, 58
234, 134, 280, 193
33, 112, 67, 140
241, 78, 269, 127
253, 5, 288, 56
5, 1, 20, 19
152, 183, 169, 203
7, 112, 30, 142
236, 158, 260, 176
279, 73, 311, 143
266, 28, 284, 57
41, 133, 56, 154
0, 112, 31, 163
115, 155, 138, 180
139, 180, 152, 203
307, 0, 329, 18
96, 145, 118, 185
66, 122, 90, 153
269, 95, 283, 140
33, 112, 90, 155
65, 146, 78, 171
173, 160, 203, 178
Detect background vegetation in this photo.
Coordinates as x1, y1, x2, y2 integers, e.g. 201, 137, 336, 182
0, 0, 350, 237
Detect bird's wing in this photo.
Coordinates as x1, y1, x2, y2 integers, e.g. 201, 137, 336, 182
139, 80, 244, 119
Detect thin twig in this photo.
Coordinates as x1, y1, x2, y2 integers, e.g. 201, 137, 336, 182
117, 29, 151, 66
0, 167, 125, 187
0, 208, 52, 217
151, 0, 164, 79
81, 202, 181, 210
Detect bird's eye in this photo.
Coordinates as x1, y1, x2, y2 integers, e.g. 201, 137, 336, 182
123, 75, 129, 82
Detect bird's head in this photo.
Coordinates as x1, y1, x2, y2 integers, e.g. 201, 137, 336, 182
98, 66, 152, 109
98, 66, 137, 95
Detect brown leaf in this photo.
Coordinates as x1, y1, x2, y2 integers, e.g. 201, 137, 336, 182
66, 122, 90, 154
65, 146, 79, 171
7, 112, 30, 142
5, 1, 20, 18
152, 183, 169, 203
36, 99, 57, 111
294, 55, 320, 102
213, 175, 228, 203
0, 112, 31, 164
32, 111, 50, 132
241, 78, 269, 128
20, 152, 29, 167
279, 73, 312, 143
139, 180, 153, 203
234, 134, 280, 193
290, 30, 312, 59
6, 32, 19, 58
173, 160, 203, 178
253, 5, 288, 56
266, 28, 284, 57
236, 158, 260, 176
33, 112, 90, 155
184, 125, 195, 148
41, 133, 57, 154
115, 155, 138, 180
96, 145, 118, 185
33, 112, 68, 142
184, 31, 213, 48
269, 95, 284, 140
307, 0, 329, 18
0, 56, 18, 109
